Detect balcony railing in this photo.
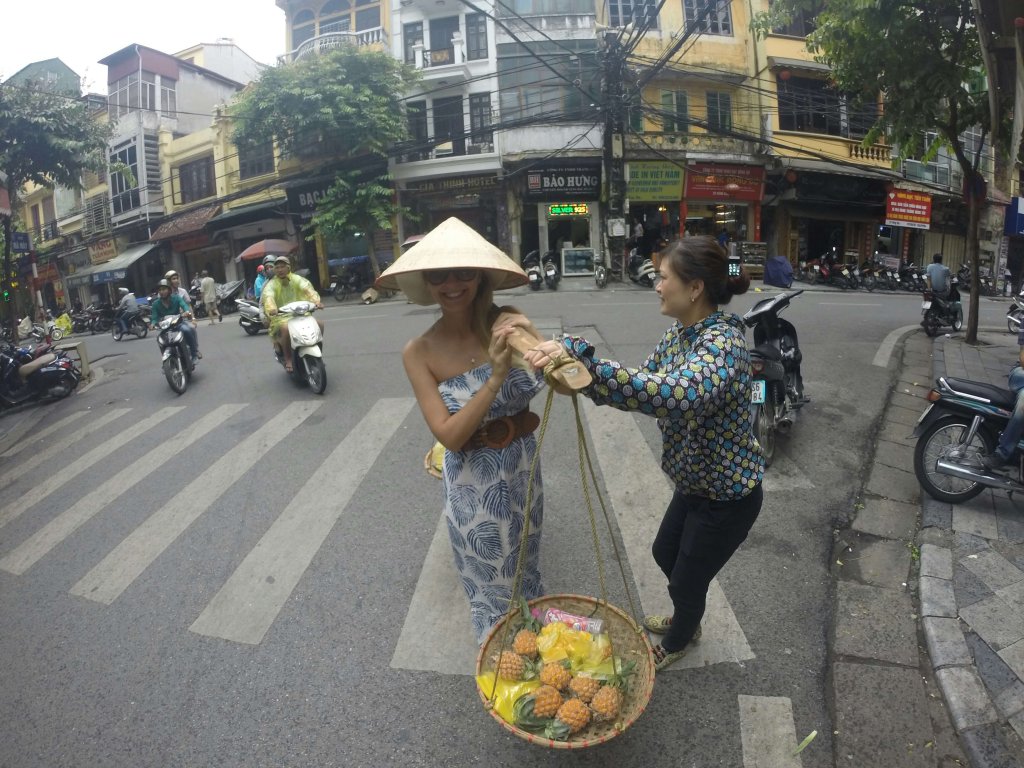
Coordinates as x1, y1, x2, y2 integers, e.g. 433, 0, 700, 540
32, 221, 60, 243
279, 27, 388, 64
396, 140, 494, 164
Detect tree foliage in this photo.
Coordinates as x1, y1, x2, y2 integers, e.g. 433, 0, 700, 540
753, 0, 1012, 343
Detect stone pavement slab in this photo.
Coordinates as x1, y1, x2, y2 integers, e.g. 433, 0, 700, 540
959, 595, 1024, 650
852, 496, 919, 539
834, 581, 918, 666
924, 616, 973, 667
961, 550, 1024, 591
921, 542, 954, 579
867, 462, 921, 504
889, 403, 928, 427
920, 575, 957, 618
873, 437, 913, 471
936, 666, 999, 730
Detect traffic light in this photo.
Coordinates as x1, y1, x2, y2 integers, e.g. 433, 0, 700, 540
2, 289, 9, 302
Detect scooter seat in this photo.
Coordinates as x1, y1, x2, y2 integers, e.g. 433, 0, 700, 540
941, 377, 1017, 410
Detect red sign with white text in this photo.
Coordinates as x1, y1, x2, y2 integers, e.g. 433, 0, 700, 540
885, 188, 932, 230
684, 163, 765, 201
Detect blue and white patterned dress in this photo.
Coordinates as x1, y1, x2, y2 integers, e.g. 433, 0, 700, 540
439, 364, 546, 643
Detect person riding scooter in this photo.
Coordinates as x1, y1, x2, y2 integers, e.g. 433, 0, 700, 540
150, 279, 200, 363
262, 254, 323, 372
114, 287, 138, 336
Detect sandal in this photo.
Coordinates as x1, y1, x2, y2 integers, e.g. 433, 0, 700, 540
653, 641, 696, 673
643, 616, 702, 642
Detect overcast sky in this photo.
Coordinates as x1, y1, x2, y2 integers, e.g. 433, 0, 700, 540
2, 1, 287, 91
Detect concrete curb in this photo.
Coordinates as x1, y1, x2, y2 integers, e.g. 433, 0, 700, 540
919, 334, 1023, 768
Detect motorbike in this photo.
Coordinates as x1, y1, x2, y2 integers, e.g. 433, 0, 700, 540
0, 342, 80, 408
626, 248, 656, 287
920, 280, 963, 337
17, 314, 64, 343
329, 267, 364, 302
190, 285, 207, 319
87, 303, 115, 334
742, 289, 808, 467
542, 251, 561, 290
913, 375, 1024, 502
112, 309, 150, 341
70, 309, 91, 334
274, 301, 326, 394
237, 298, 265, 336
217, 280, 245, 315
155, 314, 196, 394
1007, 287, 1024, 333
523, 250, 543, 291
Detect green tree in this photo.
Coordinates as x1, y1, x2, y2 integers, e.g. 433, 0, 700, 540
230, 46, 418, 282
0, 80, 111, 332
754, 0, 1012, 343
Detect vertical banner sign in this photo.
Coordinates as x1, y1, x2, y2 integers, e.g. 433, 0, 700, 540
885, 189, 932, 230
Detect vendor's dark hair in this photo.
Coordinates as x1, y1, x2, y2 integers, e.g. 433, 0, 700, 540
662, 235, 750, 305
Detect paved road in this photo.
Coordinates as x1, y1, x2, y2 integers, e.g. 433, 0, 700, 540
0, 284, 1014, 767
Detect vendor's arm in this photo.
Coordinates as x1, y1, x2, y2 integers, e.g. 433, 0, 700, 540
403, 330, 513, 452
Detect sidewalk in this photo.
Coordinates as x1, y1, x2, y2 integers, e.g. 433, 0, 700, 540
843, 326, 1024, 767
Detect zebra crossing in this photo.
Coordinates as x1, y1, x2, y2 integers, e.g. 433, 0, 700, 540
0, 385, 813, 765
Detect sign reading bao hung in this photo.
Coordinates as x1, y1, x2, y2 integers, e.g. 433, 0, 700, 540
525, 159, 602, 201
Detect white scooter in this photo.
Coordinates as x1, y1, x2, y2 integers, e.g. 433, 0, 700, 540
274, 301, 326, 394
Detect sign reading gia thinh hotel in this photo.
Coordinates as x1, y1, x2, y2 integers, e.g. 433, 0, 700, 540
525, 159, 602, 201
885, 188, 932, 230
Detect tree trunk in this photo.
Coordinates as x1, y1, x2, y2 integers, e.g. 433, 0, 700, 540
965, 189, 982, 344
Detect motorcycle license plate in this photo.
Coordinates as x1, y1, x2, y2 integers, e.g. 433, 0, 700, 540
921, 301, 932, 310
751, 380, 766, 404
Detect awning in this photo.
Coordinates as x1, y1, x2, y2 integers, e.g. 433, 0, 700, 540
776, 157, 900, 182
767, 56, 831, 76
207, 199, 287, 228
149, 203, 221, 241
67, 242, 158, 287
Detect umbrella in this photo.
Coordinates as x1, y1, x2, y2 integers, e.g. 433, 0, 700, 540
237, 239, 297, 262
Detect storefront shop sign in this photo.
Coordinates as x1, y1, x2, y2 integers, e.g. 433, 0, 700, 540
885, 188, 932, 230
1005, 197, 1024, 236
628, 162, 684, 202
405, 175, 498, 194
172, 232, 211, 252
685, 163, 764, 202
548, 203, 590, 216
89, 238, 117, 264
286, 180, 335, 223
525, 160, 602, 201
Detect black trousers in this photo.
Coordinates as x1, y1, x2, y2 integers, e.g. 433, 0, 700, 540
652, 485, 763, 652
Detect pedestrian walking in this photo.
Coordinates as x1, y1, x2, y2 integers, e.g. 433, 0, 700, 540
200, 271, 221, 324
376, 217, 548, 644
524, 236, 766, 671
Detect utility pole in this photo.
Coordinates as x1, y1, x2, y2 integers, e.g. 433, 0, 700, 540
601, 31, 628, 277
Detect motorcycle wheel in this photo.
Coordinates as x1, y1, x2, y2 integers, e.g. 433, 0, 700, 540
640, 273, 655, 288
305, 356, 327, 394
529, 281, 541, 291
243, 323, 261, 336
922, 311, 940, 337
752, 398, 776, 468
50, 327, 64, 341
913, 415, 993, 503
163, 355, 188, 395
1008, 311, 1022, 334
333, 284, 348, 302
951, 309, 963, 332
594, 266, 608, 289
111, 325, 124, 342
862, 275, 876, 292
134, 321, 149, 339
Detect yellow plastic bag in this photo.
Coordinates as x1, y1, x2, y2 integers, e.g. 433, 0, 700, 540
424, 441, 444, 479
55, 313, 72, 335
536, 622, 593, 666
476, 672, 540, 724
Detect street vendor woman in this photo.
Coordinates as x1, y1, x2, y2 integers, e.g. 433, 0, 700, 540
376, 217, 548, 644
523, 235, 765, 672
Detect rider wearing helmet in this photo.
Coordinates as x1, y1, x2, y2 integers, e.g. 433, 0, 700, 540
151, 279, 200, 361
262, 254, 323, 371
164, 270, 193, 308
114, 286, 138, 336
255, 256, 273, 300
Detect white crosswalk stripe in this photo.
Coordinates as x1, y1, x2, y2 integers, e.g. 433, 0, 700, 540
69, 402, 322, 606
0, 409, 88, 459
190, 397, 416, 645
0, 407, 130, 490
739, 694, 805, 768
0, 407, 181, 529
0, 404, 246, 575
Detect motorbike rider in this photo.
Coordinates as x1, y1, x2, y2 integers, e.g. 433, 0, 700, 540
925, 253, 951, 299
165, 270, 193, 309
114, 287, 138, 335
150, 279, 200, 362
262, 254, 322, 372
255, 255, 274, 300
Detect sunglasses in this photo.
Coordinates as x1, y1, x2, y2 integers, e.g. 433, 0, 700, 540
423, 269, 480, 285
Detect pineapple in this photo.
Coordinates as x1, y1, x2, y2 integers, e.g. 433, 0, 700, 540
590, 659, 636, 721
512, 597, 542, 658
512, 686, 563, 732
539, 660, 572, 691
496, 651, 527, 681
544, 698, 592, 740
569, 674, 603, 704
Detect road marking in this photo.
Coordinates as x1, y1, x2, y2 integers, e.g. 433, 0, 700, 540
0, 408, 130, 490
0, 407, 180, 529
69, 402, 321, 606
739, 694, 804, 768
391, 510, 479, 675
580, 398, 755, 669
189, 398, 416, 645
0, 404, 245, 575
873, 324, 920, 368
0, 410, 88, 459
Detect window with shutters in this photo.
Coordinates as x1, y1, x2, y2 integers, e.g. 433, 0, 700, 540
178, 156, 216, 204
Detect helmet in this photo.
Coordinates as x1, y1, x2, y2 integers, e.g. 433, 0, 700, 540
164, 270, 178, 279
263, 255, 275, 267
274, 254, 291, 265
257, 264, 264, 273
157, 279, 171, 290
118, 287, 129, 295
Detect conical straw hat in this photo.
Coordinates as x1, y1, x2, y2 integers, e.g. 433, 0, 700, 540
375, 217, 527, 305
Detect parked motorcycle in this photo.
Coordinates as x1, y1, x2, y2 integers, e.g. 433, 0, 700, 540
17, 314, 64, 343
1007, 288, 1024, 333
523, 250, 543, 291
190, 285, 207, 319
274, 301, 326, 394
237, 298, 265, 336
542, 251, 561, 290
913, 375, 1024, 502
217, 279, 245, 315
921, 281, 963, 337
0, 342, 80, 408
330, 267, 364, 302
112, 310, 149, 341
155, 314, 196, 394
87, 303, 115, 334
742, 289, 808, 466
626, 248, 656, 287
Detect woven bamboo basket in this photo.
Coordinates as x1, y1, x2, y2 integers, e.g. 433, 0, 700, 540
476, 593, 655, 749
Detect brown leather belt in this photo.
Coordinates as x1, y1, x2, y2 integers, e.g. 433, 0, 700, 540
463, 410, 540, 451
